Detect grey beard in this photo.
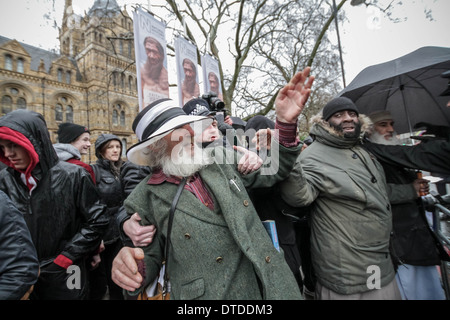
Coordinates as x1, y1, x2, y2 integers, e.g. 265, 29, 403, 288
370, 131, 400, 145
161, 143, 213, 178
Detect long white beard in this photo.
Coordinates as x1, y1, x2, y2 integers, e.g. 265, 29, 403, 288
370, 131, 401, 145
161, 143, 213, 178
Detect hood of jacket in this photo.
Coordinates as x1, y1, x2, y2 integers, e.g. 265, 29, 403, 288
95, 133, 122, 159
53, 143, 81, 161
0, 109, 58, 177
308, 112, 373, 149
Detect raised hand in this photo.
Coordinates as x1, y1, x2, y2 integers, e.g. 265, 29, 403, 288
276, 67, 314, 123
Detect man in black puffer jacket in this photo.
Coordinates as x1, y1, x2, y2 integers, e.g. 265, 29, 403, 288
0, 109, 109, 300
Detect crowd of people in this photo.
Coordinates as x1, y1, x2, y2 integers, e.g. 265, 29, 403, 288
0, 66, 449, 300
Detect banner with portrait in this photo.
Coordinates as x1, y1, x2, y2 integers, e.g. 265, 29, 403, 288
174, 36, 200, 107
202, 54, 223, 101
133, 8, 169, 111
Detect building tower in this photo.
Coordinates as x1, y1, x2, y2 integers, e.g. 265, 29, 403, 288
0, 0, 139, 163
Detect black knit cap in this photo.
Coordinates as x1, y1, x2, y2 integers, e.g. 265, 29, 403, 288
57, 122, 90, 143
322, 97, 359, 121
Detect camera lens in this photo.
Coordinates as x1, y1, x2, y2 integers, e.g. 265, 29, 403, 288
211, 98, 225, 111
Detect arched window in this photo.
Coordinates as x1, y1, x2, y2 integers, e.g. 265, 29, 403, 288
1, 87, 28, 114
66, 71, 71, 84
128, 76, 133, 92
57, 68, 63, 82
1, 95, 12, 114
4, 54, 12, 71
112, 109, 118, 125
120, 111, 125, 126
55, 96, 75, 122
16, 97, 26, 109
112, 103, 126, 127
55, 104, 63, 121
112, 72, 117, 88
66, 105, 73, 123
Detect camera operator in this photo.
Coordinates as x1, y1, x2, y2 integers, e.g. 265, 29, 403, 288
182, 93, 239, 149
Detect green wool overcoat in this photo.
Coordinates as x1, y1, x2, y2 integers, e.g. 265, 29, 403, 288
124, 144, 303, 300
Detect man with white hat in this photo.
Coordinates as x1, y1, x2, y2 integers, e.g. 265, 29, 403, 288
112, 67, 314, 300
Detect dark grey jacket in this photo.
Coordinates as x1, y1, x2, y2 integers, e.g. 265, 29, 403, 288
280, 115, 417, 295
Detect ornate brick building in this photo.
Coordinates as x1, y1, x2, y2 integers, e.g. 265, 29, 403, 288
0, 0, 139, 164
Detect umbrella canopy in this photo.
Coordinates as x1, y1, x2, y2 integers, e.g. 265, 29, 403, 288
338, 46, 450, 134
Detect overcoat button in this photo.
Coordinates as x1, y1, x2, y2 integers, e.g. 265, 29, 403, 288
243, 200, 249, 207
265, 256, 271, 263
184, 233, 191, 239
216, 257, 223, 263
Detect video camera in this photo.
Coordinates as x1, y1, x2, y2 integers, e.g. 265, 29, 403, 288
202, 92, 225, 114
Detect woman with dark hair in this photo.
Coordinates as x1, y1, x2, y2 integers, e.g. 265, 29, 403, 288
90, 134, 150, 299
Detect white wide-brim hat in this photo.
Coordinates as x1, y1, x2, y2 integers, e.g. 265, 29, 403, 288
127, 98, 212, 166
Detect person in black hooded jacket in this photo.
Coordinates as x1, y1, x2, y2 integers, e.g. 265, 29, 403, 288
0, 190, 39, 300
244, 115, 305, 293
0, 109, 109, 300
90, 133, 150, 299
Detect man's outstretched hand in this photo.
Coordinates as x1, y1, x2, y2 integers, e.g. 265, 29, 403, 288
276, 67, 314, 124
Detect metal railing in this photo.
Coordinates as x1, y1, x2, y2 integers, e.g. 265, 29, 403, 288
423, 191, 450, 300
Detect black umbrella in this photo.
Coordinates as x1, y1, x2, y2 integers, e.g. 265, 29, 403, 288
338, 46, 450, 134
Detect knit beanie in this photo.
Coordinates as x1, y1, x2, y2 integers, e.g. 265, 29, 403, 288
57, 122, 90, 143
322, 97, 359, 121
